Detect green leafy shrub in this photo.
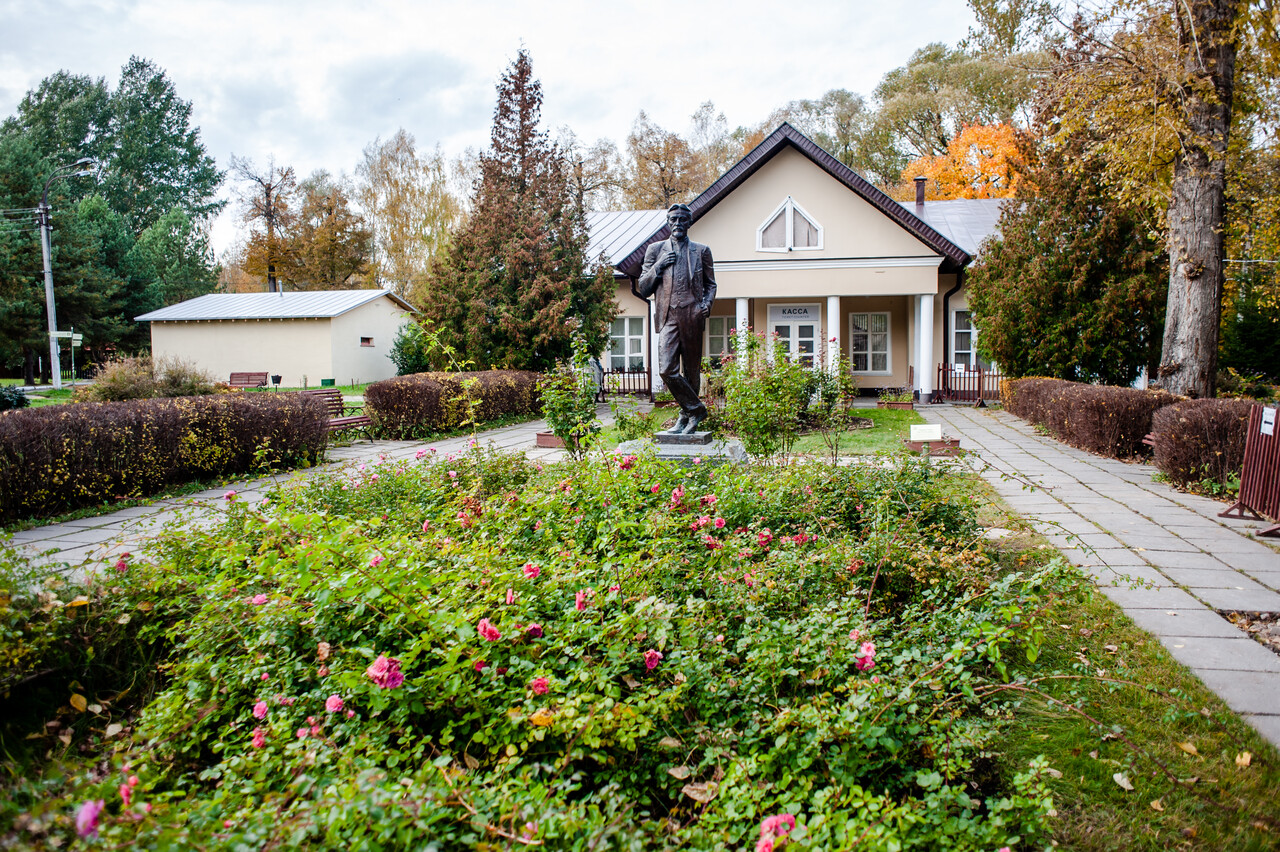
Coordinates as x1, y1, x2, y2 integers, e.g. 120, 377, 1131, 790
77, 356, 220, 402
0, 386, 28, 412
1150, 398, 1255, 492
1003, 378, 1182, 458
0, 393, 327, 522
0, 449, 1056, 849
364, 370, 541, 440
389, 320, 435, 376
719, 331, 813, 457
539, 340, 600, 459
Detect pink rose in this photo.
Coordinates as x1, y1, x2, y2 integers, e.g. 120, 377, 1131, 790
714, 517, 726, 529
325, 695, 343, 713
526, 623, 544, 638
250, 594, 269, 605
260, 672, 270, 681
650, 484, 661, 494
609, 584, 621, 592
756, 839, 773, 852
575, 590, 590, 611
448, 470, 458, 479
252, 700, 268, 720
757, 529, 773, 548
530, 677, 550, 695
369, 555, 384, 569
415, 449, 427, 460
522, 563, 541, 579
475, 660, 488, 672
703, 534, 722, 551
644, 649, 663, 670
477, 618, 501, 641
223, 490, 237, 501
365, 654, 405, 689
251, 726, 266, 749
506, 588, 516, 605
114, 557, 129, 573
119, 783, 131, 807
297, 727, 308, 739
618, 454, 636, 470
76, 799, 105, 837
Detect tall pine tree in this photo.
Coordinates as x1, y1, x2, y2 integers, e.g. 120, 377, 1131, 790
422, 50, 616, 372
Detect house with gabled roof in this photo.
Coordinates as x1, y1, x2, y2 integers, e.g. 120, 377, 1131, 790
136, 289, 416, 388
588, 123, 1002, 399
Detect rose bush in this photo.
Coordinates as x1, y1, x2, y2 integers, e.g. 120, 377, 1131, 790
1, 447, 1060, 849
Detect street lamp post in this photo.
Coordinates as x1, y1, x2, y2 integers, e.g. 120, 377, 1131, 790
36, 157, 97, 390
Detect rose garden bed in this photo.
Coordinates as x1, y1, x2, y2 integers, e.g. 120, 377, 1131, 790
1, 448, 1276, 849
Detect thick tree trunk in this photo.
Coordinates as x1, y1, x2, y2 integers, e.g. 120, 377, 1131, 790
1157, 0, 1239, 398
22, 347, 35, 386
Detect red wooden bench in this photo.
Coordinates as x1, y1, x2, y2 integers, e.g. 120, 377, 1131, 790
229, 372, 269, 389
300, 388, 373, 440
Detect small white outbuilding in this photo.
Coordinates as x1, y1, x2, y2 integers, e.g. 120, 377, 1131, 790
136, 289, 417, 387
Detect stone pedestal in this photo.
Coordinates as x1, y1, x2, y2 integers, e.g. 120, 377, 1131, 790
617, 432, 747, 465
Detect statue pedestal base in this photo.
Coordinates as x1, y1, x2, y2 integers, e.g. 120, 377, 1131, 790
653, 431, 714, 446
616, 433, 747, 465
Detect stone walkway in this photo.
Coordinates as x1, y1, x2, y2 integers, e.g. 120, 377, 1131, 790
4, 414, 573, 571
922, 405, 1280, 747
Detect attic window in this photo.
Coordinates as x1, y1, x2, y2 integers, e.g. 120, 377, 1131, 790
757, 196, 822, 252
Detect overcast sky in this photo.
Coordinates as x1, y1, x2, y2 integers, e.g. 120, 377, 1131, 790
1, 0, 979, 256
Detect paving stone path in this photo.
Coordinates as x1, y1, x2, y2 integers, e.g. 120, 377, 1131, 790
921, 405, 1280, 747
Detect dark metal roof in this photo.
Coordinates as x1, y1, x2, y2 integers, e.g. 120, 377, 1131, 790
136, 289, 418, 322
615, 122, 975, 278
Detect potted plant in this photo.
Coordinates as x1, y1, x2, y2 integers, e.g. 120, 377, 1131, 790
877, 386, 915, 410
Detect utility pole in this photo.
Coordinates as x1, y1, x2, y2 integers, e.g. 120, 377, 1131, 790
37, 158, 97, 389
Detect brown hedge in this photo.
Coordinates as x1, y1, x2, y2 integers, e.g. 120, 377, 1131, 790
1150, 398, 1255, 489
364, 370, 542, 440
0, 393, 328, 523
1003, 377, 1183, 458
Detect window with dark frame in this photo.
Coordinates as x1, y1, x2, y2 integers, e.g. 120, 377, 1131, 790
360, 337, 374, 347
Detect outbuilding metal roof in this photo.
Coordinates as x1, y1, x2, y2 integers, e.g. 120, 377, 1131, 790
135, 289, 417, 322
905, 198, 1004, 257
586, 210, 667, 267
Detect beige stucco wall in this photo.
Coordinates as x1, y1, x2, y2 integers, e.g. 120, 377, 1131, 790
148, 295, 412, 388
688, 146, 943, 302
328, 298, 410, 385
150, 319, 333, 387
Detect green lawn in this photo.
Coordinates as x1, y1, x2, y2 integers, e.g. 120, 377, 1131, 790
598, 405, 927, 457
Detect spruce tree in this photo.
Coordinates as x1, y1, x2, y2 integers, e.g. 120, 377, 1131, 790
422, 50, 615, 372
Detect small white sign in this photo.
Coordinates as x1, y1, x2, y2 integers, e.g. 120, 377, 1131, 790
910, 424, 944, 442
767, 303, 820, 323
51, 331, 74, 339
1262, 406, 1276, 437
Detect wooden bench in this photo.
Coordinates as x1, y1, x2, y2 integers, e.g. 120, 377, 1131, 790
300, 388, 373, 440
229, 372, 269, 389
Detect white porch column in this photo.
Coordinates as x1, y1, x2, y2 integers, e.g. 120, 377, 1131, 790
919, 293, 935, 400
735, 297, 749, 355
649, 296, 663, 395
826, 295, 841, 372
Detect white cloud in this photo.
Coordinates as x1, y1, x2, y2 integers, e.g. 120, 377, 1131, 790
1, 0, 977, 255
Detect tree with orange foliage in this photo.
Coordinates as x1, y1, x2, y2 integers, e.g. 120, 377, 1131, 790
902, 123, 1025, 199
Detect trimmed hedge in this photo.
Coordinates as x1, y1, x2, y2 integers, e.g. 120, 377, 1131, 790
364, 370, 541, 440
1003, 378, 1182, 458
1150, 398, 1255, 490
0, 394, 328, 523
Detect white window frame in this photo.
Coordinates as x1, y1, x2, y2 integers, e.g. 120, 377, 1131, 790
768, 303, 822, 369
705, 316, 736, 360
607, 316, 646, 372
848, 312, 892, 376
756, 196, 824, 253
951, 309, 987, 370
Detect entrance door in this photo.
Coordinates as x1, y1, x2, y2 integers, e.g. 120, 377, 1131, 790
768, 303, 821, 368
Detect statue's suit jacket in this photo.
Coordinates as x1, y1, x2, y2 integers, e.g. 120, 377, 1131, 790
636, 238, 717, 327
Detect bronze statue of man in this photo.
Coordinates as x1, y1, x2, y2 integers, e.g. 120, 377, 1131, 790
637, 203, 717, 434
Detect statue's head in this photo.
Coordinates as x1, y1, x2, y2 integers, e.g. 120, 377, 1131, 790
667, 203, 692, 240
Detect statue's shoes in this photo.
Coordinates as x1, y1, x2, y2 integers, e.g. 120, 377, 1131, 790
681, 409, 707, 434
668, 413, 691, 434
